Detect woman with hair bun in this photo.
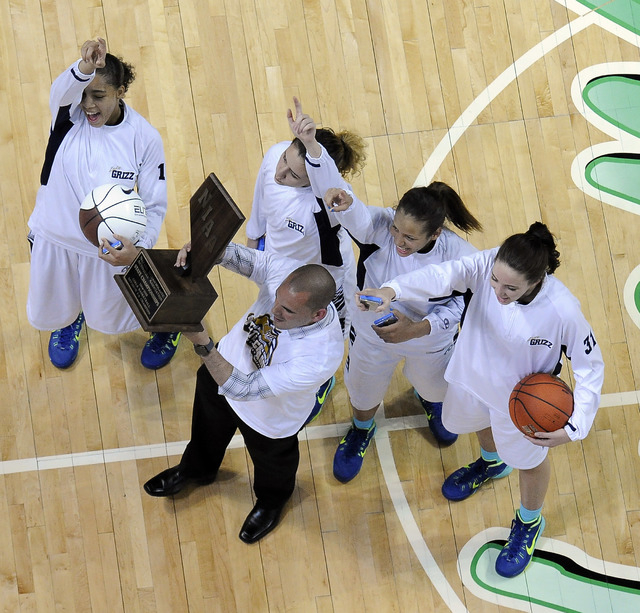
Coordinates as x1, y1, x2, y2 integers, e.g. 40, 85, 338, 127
28, 37, 180, 370
362, 222, 604, 579
308, 167, 482, 483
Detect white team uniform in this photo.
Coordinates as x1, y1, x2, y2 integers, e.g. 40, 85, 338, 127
217, 246, 345, 438
27, 60, 167, 334
384, 248, 605, 469
245, 142, 356, 328
303, 146, 477, 410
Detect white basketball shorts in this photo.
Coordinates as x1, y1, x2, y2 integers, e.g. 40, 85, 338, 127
442, 383, 548, 469
27, 236, 140, 334
344, 321, 453, 411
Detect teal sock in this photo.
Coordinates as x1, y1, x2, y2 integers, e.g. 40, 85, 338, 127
519, 504, 543, 523
354, 417, 374, 430
480, 448, 502, 463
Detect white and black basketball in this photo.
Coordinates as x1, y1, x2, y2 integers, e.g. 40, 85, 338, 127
79, 184, 147, 247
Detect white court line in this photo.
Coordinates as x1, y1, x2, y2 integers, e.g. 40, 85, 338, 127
413, 11, 597, 187
0, 415, 426, 475
0, 435, 243, 475
599, 390, 640, 407
0, 390, 632, 474
375, 420, 470, 613
2, 391, 635, 609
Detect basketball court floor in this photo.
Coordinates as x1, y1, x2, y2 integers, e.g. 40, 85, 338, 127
2, 0, 640, 611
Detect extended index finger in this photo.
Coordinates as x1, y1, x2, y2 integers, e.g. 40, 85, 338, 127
95, 38, 107, 67
293, 96, 303, 119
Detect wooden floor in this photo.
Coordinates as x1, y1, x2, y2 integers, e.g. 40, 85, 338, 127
2, 0, 640, 611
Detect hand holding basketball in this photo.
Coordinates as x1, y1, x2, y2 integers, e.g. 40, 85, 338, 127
527, 427, 571, 448
79, 183, 147, 248
509, 373, 574, 437
98, 234, 139, 267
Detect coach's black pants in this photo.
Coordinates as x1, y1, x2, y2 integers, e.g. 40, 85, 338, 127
179, 364, 300, 509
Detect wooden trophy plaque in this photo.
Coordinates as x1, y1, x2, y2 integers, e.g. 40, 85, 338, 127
114, 173, 245, 332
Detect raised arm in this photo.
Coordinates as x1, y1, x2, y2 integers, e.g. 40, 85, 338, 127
78, 38, 107, 74
287, 98, 351, 199
48, 38, 107, 116
323, 187, 379, 244
287, 96, 321, 158
380, 251, 488, 308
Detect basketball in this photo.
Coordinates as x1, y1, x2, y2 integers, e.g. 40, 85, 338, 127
79, 184, 147, 247
509, 373, 574, 435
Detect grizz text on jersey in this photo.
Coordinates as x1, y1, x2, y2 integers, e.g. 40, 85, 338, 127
111, 169, 135, 181
529, 337, 553, 348
286, 219, 305, 235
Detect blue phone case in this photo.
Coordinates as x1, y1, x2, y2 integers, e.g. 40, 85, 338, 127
102, 240, 123, 255
374, 313, 398, 327
360, 295, 383, 310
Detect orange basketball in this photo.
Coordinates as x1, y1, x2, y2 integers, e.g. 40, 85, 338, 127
509, 373, 574, 435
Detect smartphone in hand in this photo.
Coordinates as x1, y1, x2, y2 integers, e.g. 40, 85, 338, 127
102, 240, 123, 255
359, 295, 383, 310
374, 312, 398, 327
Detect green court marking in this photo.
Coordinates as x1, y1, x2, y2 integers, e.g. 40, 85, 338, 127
577, 0, 640, 36
583, 76, 640, 139
470, 543, 640, 613
573, 4, 640, 325
585, 156, 640, 206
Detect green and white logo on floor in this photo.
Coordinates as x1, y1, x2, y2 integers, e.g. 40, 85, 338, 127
459, 529, 640, 612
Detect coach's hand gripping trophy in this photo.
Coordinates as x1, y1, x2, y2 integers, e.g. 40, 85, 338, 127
115, 173, 245, 331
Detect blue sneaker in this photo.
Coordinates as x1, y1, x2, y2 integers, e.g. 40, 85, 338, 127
441, 456, 512, 501
414, 390, 458, 445
495, 511, 545, 578
303, 376, 335, 426
48, 313, 85, 369
333, 421, 377, 483
140, 331, 181, 369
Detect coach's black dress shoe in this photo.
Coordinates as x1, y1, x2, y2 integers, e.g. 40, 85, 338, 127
143, 465, 216, 497
238, 502, 284, 544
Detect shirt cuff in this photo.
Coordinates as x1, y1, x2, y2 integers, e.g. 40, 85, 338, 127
382, 281, 401, 301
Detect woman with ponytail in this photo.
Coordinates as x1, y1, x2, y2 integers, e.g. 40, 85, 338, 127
246, 98, 366, 425
293, 104, 483, 482
246, 98, 366, 331
361, 222, 604, 579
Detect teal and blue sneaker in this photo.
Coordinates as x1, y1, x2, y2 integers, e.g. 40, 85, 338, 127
303, 375, 335, 426
140, 331, 181, 370
495, 511, 545, 578
48, 312, 85, 369
441, 456, 512, 501
333, 421, 377, 483
413, 390, 458, 445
